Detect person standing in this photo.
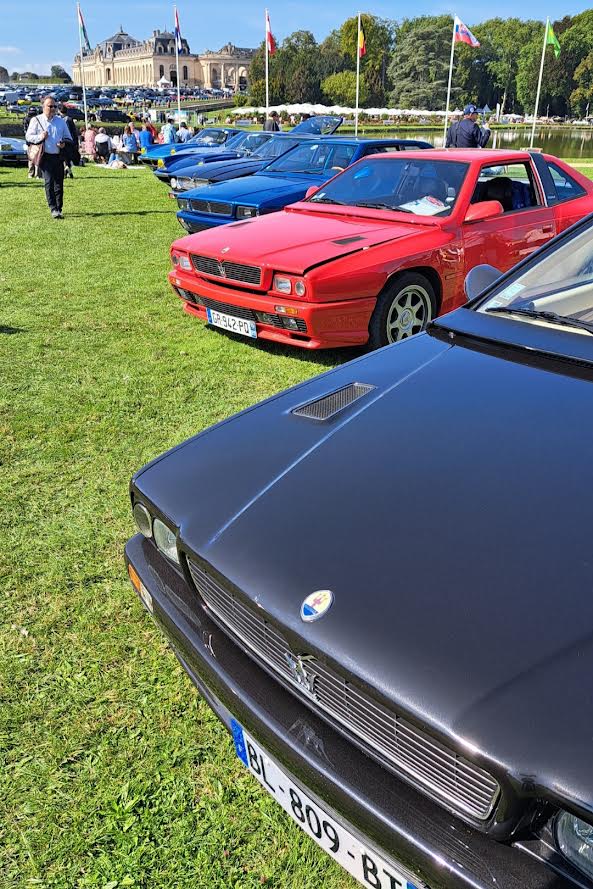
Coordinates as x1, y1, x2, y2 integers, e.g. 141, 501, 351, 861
177, 121, 190, 143
264, 110, 280, 132
58, 104, 80, 178
161, 118, 177, 143
25, 96, 72, 219
138, 123, 154, 152
445, 104, 490, 148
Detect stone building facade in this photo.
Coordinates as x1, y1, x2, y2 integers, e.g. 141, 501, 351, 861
73, 28, 255, 90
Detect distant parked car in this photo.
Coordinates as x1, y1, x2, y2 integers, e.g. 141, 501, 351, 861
140, 127, 241, 168
0, 135, 27, 164
92, 109, 131, 123
153, 131, 274, 185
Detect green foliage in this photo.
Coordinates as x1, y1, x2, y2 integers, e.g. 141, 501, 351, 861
322, 71, 368, 106
51, 64, 73, 83
340, 15, 394, 105
389, 16, 453, 110
572, 51, 593, 115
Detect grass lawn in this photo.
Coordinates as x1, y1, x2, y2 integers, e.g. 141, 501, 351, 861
0, 163, 356, 889
2, 160, 593, 889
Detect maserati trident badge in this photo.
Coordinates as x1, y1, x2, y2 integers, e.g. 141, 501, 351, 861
221, 246, 230, 254
284, 652, 317, 695
300, 589, 333, 622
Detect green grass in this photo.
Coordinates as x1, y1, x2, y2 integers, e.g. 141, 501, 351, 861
3, 161, 593, 889
0, 163, 356, 889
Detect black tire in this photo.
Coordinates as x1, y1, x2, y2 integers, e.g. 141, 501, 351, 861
368, 271, 436, 350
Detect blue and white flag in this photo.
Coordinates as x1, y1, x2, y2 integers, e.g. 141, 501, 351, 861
174, 8, 183, 53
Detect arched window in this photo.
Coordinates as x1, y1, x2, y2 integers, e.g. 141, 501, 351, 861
182, 65, 188, 81
159, 64, 164, 77
157, 45, 163, 54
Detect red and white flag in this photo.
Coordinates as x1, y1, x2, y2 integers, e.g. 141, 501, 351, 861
266, 10, 276, 55
454, 15, 480, 47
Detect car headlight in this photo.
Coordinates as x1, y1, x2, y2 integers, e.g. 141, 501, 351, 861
177, 198, 190, 211
153, 518, 180, 564
556, 812, 593, 881
236, 206, 258, 219
193, 178, 209, 186
133, 501, 152, 537
171, 251, 192, 270
273, 275, 291, 294
170, 177, 178, 188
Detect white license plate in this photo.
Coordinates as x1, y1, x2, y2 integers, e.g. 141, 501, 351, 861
231, 719, 422, 889
207, 308, 257, 338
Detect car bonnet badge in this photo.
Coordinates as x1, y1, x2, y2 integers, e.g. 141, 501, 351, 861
221, 246, 230, 254
300, 589, 333, 622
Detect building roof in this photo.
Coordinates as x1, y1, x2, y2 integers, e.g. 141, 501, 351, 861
97, 27, 140, 50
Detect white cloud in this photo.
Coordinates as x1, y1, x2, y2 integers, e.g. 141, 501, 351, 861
0, 46, 22, 54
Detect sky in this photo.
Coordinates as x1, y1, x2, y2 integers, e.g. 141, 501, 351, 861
1, 0, 592, 76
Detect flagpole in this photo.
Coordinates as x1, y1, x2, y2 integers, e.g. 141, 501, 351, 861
355, 11, 361, 137
77, 3, 89, 130
443, 17, 456, 144
265, 8, 270, 120
530, 17, 548, 149
174, 5, 181, 122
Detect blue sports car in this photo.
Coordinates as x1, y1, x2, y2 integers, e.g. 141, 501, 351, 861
168, 115, 345, 192
0, 135, 27, 164
153, 130, 274, 184
175, 137, 432, 233
139, 127, 240, 168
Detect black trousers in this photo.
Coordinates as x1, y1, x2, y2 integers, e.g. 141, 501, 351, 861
40, 153, 64, 213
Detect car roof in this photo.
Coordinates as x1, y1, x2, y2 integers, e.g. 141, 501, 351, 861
370, 148, 533, 163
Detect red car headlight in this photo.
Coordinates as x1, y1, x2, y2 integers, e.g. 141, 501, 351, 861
172, 251, 192, 271
272, 275, 307, 297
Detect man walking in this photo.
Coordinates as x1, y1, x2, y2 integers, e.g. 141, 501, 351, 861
445, 104, 490, 148
264, 110, 280, 132
26, 96, 72, 219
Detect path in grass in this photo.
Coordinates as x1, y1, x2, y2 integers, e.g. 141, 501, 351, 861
0, 164, 357, 889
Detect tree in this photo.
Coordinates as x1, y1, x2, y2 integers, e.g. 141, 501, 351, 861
572, 51, 593, 115
280, 30, 322, 102
389, 16, 453, 110
319, 29, 351, 81
475, 19, 541, 113
340, 14, 394, 105
51, 65, 72, 83
0, 66, 8, 83
322, 71, 368, 106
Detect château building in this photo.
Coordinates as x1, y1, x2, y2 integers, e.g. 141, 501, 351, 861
73, 27, 255, 90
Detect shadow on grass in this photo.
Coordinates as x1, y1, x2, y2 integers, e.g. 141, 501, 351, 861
204, 324, 363, 369
0, 325, 25, 335
67, 209, 174, 217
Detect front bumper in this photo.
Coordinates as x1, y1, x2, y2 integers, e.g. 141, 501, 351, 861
176, 209, 231, 232
168, 269, 375, 349
124, 533, 585, 889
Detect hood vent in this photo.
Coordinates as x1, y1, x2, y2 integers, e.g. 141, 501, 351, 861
332, 236, 365, 245
292, 382, 375, 421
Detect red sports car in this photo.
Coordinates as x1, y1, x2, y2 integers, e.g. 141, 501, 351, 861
168, 149, 593, 349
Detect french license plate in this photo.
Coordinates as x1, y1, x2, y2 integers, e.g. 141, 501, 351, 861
231, 719, 421, 889
207, 308, 257, 338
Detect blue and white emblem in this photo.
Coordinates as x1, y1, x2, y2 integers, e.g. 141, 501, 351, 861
300, 589, 333, 622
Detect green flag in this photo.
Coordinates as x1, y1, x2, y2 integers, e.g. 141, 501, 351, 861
546, 20, 561, 58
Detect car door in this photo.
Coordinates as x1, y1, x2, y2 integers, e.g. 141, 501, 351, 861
462, 160, 557, 276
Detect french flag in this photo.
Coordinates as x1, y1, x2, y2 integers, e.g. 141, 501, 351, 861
454, 15, 480, 47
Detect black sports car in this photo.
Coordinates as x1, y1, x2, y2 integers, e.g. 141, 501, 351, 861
125, 213, 593, 888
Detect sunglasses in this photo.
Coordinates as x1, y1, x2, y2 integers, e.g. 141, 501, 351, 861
45, 104, 57, 109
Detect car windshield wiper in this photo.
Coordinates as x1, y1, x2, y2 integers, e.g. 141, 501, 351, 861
311, 197, 347, 205
486, 306, 593, 335
355, 201, 414, 213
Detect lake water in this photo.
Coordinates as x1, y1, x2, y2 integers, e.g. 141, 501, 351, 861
384, 127, 593, 159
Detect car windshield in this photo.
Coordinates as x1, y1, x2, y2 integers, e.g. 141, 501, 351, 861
264, 141, 357, 175
478, 223, 593, 334
308, 157, 468, 216
236, 132, 272, 156
255, 136, 301, 160
190, 128, 233, 145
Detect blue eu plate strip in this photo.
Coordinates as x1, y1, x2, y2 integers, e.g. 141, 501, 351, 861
231, 718, 248, 767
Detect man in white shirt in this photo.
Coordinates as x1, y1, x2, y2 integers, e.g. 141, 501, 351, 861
161, 118, 177, 144
26, 96, 72, 219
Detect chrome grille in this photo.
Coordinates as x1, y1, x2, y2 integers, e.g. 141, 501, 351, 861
188, 560, 500, 821
191, 255, 262, 286
189, 198, 233, 216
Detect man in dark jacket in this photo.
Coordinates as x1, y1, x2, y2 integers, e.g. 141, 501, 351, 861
59, 104, 80, 177
264, 110, 280, 132
445, 104, 491, 148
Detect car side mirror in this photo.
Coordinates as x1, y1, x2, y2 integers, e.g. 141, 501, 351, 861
464, 264, 502, 301
464, 200, 504, 224
305, 186, 319, 200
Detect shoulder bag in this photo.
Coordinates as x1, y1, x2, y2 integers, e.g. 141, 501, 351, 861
27, 116, 45, 166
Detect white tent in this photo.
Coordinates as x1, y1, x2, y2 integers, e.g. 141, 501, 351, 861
157, 75, 172, 87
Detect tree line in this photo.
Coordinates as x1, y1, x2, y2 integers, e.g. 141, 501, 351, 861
247, 10, 593, 116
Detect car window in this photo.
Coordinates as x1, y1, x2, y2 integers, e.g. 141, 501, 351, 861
547, 162, 586, 203
478, 222, 593, 330
265, 142, 355, 174
309, 158, 468, 217
471, 162, 540, 213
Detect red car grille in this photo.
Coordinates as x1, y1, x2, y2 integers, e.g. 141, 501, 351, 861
191, 255, 262, 286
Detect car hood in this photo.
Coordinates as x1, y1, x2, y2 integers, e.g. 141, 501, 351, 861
135, 328, 593, 813
175, 207, 432, 274
183, 173, 327, 207
174, 157, 267, 182
0, 136, 26, 150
